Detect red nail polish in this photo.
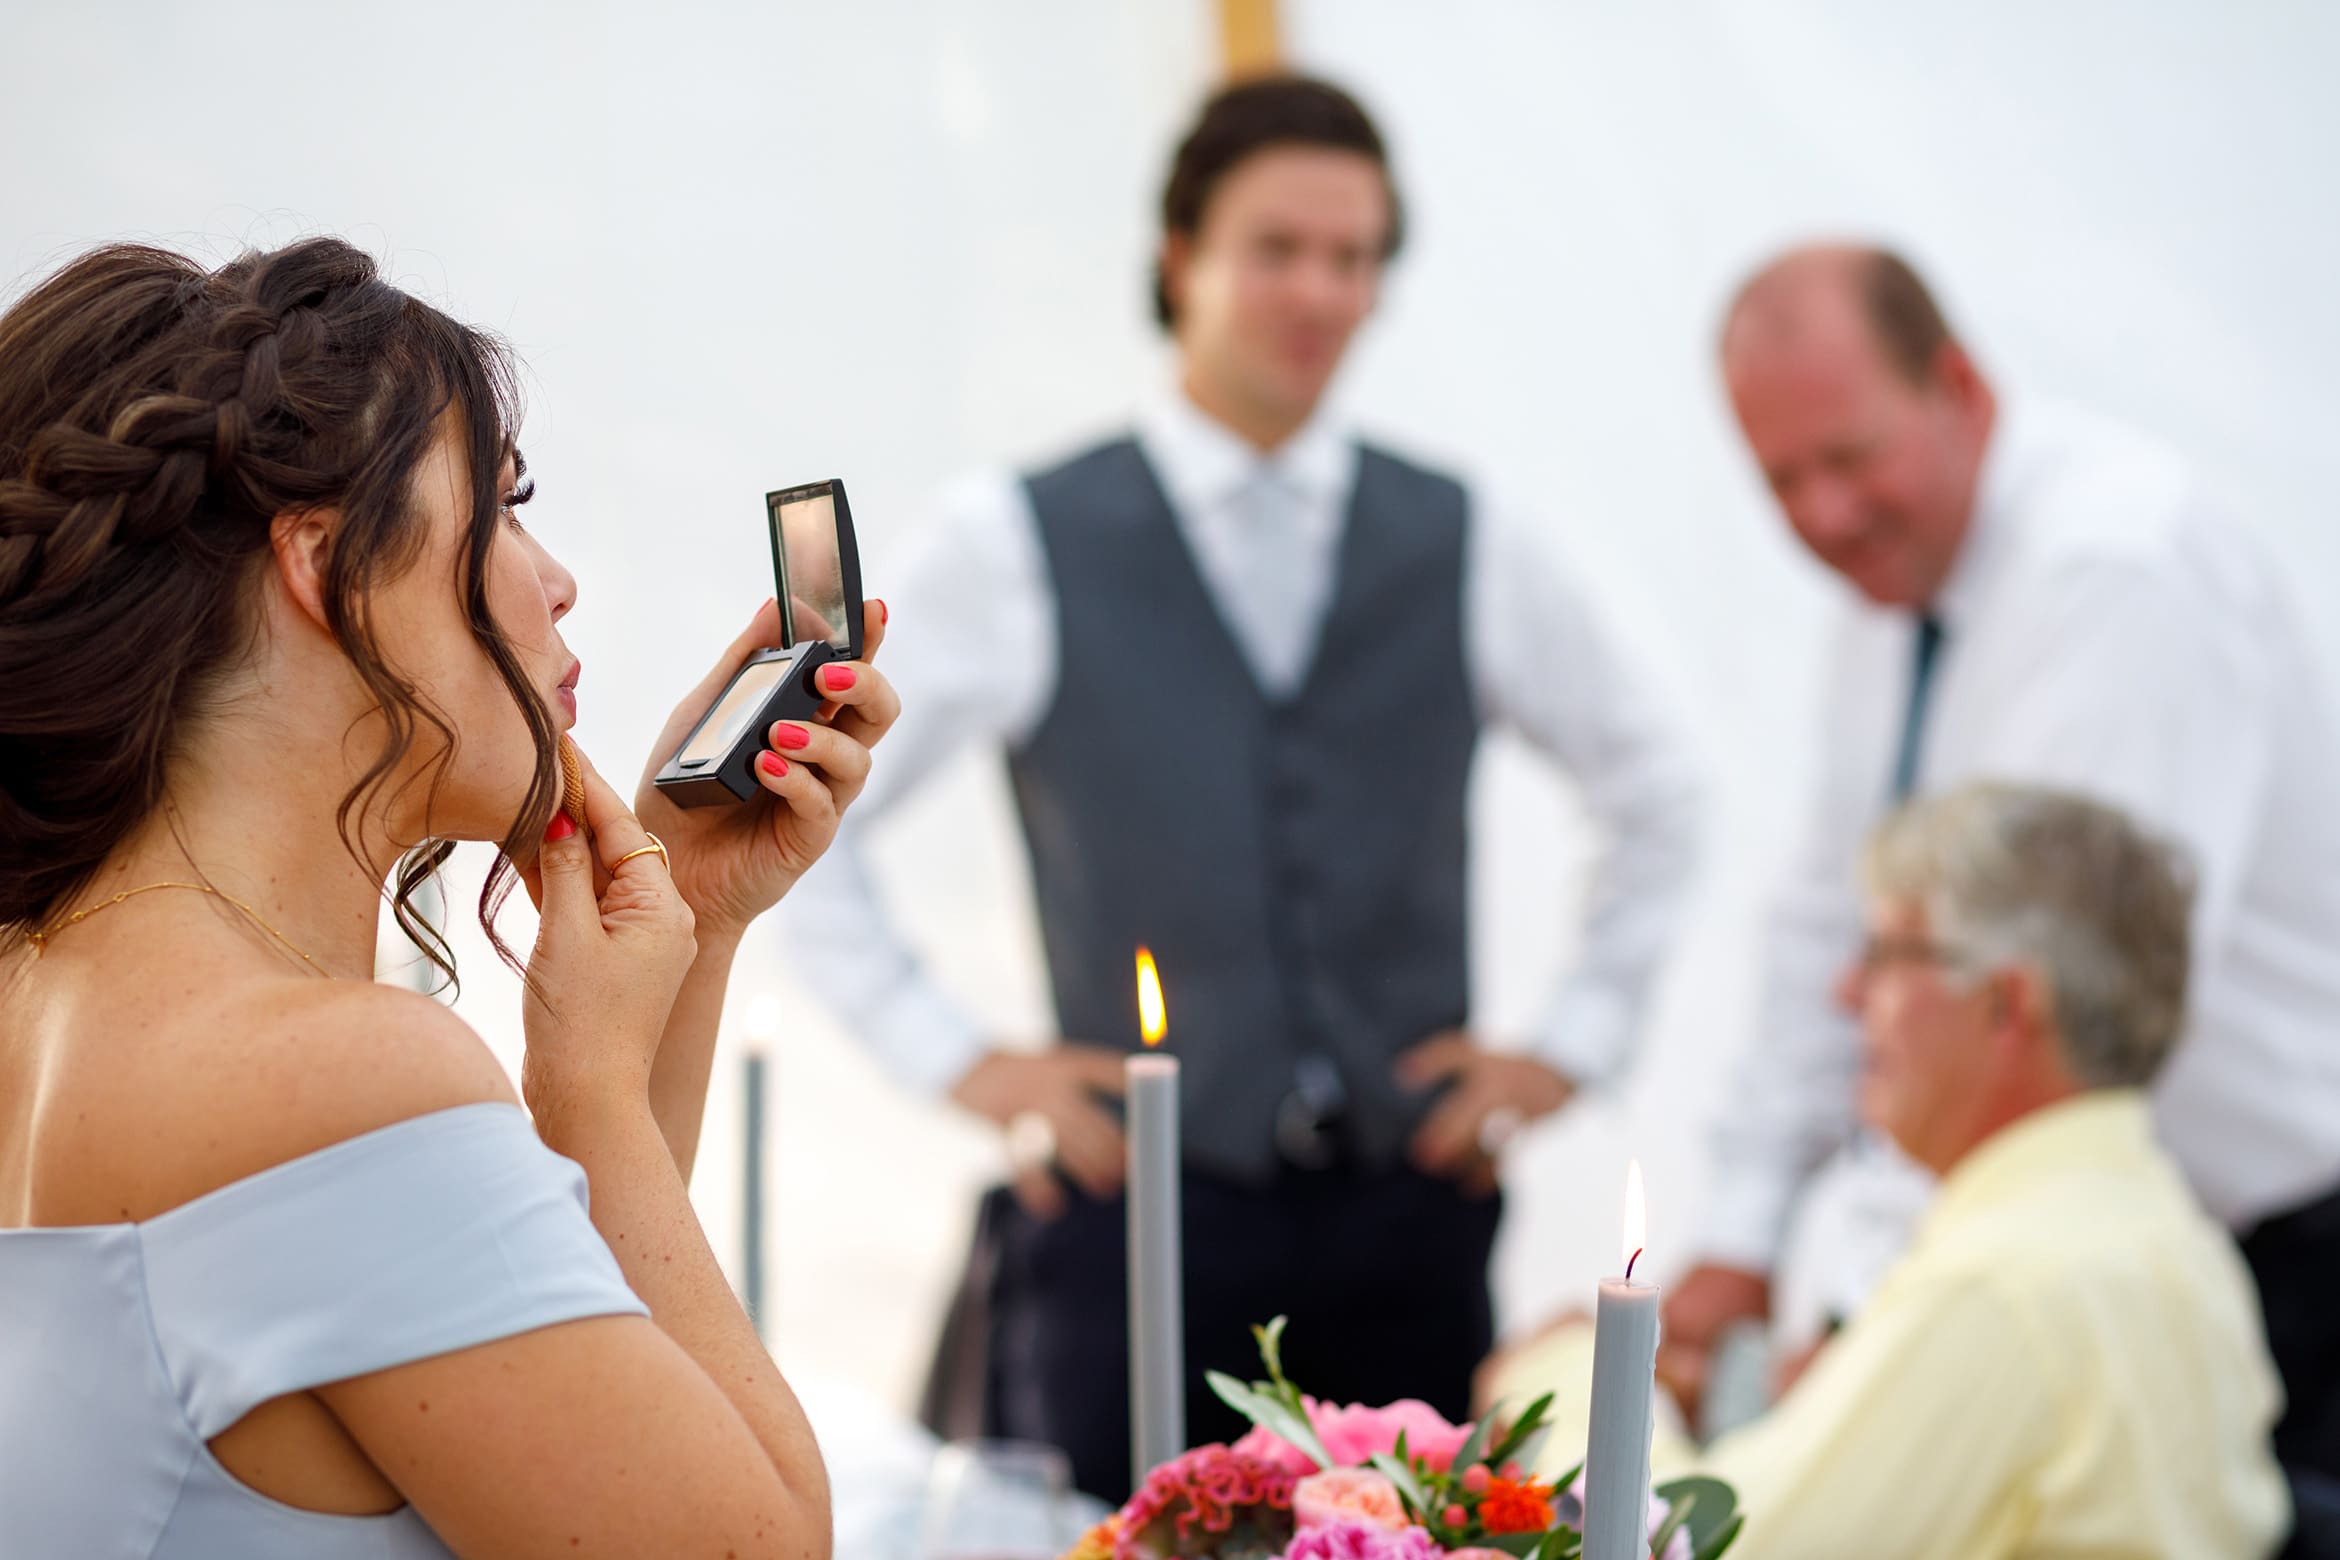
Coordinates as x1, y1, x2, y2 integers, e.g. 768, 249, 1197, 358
878, 598, 889, 625
758, 752, 789, 778
820, 665, 857, 692
544, 813, 576, 842
772, 722, 811, 750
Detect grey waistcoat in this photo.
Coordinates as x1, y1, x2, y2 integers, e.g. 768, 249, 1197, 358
1009, 436, 1479, 1183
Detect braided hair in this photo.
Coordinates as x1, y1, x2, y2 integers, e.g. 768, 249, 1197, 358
0, 238, 557, 984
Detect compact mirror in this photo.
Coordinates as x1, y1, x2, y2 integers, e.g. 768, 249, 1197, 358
770, 480, 863, 659
653, 478, 864, 807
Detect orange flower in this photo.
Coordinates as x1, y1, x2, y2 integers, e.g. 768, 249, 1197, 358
1061, 1513, 1119, 1560
1477, 1474, 1556, 1534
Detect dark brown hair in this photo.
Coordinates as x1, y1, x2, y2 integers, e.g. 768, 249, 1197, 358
1153, 74, 1405, 329
1858, 249, 1954, 386
0, 237, 556, 985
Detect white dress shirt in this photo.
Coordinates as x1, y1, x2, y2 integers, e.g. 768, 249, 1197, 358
1702, 397, 2340, 1271
775, 390, 1707, 1098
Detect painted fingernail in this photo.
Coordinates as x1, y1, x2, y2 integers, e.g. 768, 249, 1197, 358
771, 721, 811, 750
544, 813, 576, 842
758, 752, 789, 778
820, 665, 857, 692
877, 598, 889, 624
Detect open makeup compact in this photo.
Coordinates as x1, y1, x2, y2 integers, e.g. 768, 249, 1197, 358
651, 478, 864, 807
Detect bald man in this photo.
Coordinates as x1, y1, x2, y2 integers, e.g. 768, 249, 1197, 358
1665, 245, 2340, 1493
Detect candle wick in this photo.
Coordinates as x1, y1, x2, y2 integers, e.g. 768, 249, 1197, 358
1626, 1246, 1643, 1282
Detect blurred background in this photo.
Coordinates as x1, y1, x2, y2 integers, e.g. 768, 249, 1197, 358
7, 0, 2336, 1446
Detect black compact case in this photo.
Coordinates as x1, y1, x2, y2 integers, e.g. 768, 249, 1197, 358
652, 479, 865, 808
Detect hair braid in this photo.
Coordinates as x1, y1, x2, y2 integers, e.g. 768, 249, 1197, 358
0, 236, 553, 988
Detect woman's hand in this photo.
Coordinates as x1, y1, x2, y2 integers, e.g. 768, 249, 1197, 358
517, 747, 699, 1117
634, 597, 899, 941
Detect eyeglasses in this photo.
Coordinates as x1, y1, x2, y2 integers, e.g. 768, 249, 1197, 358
1850, 933, 1971, 976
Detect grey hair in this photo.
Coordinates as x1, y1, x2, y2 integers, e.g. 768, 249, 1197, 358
1862, 781, 2196, 1089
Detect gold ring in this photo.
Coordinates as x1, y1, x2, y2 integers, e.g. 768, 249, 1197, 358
611, 833, 669, 873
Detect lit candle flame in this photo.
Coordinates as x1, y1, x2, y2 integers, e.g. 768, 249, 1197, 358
1623, 1158, 1647, 1280
1136, 947, 1167, 1047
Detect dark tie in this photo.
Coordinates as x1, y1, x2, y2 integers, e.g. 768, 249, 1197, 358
1889, 613, 1947, 803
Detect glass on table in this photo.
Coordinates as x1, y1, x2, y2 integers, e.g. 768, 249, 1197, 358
916, 1438, 1079, 1560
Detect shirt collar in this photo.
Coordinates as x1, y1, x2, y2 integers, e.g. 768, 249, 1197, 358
1921, 1089, 2157, 1234
1930, 395, 2035, 629
1136, 384, 1358, 518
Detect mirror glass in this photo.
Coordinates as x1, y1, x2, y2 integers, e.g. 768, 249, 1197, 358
772, 486, 850, 652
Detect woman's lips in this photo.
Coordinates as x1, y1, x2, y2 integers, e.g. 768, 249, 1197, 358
555, 659, 581, 723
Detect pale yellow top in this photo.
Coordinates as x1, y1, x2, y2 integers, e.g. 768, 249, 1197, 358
1498, 1093, 2290, 1559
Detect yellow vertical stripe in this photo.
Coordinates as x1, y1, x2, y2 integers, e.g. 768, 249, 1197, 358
1218, 0, 1281, 75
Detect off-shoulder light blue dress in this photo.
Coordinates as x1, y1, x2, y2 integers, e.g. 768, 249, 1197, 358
0, 1102, 648, 1558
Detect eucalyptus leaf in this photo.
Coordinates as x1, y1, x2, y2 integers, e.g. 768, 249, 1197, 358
1692, 1513, 1744, 1559
1486, 1391, 1555, 1467
1450, 1404, 1495, 1476
1206, 1371, 1331, 1470
1646, 1488, 1695, 1557
1653, 1476, 1740, 1554
1535, 1528, 1585, 1560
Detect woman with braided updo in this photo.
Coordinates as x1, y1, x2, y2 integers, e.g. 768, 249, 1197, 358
0, 238, 897, 1557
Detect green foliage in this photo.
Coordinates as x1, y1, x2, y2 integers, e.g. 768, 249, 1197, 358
1653, 1475, 1743, 1558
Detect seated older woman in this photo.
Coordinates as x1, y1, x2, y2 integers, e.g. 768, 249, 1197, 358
1487, 781, 2289, 1558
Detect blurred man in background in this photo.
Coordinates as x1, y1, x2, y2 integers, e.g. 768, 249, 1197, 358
1664, 243, 2340, 1503
1492, 784, 2290, 1560
780, 75, 1704, 1499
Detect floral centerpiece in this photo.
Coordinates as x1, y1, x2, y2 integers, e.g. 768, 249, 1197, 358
1063, 1320, 1742, 1560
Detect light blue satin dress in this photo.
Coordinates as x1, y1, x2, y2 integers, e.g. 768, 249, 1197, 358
0, 1103, 647, 1558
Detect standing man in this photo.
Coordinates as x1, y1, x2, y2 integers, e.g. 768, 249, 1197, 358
1665, 243, 2340, 1496
779, 76, 1704, 1500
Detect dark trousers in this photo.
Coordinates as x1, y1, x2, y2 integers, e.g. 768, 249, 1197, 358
979, 1163, 1502, 1503
2243, 1179, 2340, 1482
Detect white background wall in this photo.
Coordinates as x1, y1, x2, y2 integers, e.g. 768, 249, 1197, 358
7, 0, 2336, 1417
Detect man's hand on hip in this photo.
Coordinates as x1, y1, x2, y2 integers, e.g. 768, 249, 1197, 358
949, 1046, 1128, 1220
1397, 1031, 1575, 1192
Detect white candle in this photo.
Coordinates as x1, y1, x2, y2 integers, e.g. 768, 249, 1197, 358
1127, 948, 1185, 1480
1583, 1160, 1659, 1560
740, 995, 784, 1343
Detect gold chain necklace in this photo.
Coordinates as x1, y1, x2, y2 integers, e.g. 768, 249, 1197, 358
27, 882, 332, 976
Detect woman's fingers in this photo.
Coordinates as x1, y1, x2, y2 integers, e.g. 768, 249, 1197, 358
750, 746, 841, 835
765, 717, 873, 806
811, 657, 901, 754
531, 813, 602, 943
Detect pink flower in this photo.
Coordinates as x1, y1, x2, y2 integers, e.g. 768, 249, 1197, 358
1446, 1552, 1513, 1560
1114, 1444, 1297, 1558
1277, 1520, 1445, 1560
1312, 1400, 1472, 1473
1235, 1398, 1474, 1475
1233, 1423, 1320, 1479
1293, 1469, 1408, 1533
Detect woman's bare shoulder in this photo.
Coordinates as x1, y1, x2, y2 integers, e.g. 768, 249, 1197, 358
47, 977, 521, 1225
